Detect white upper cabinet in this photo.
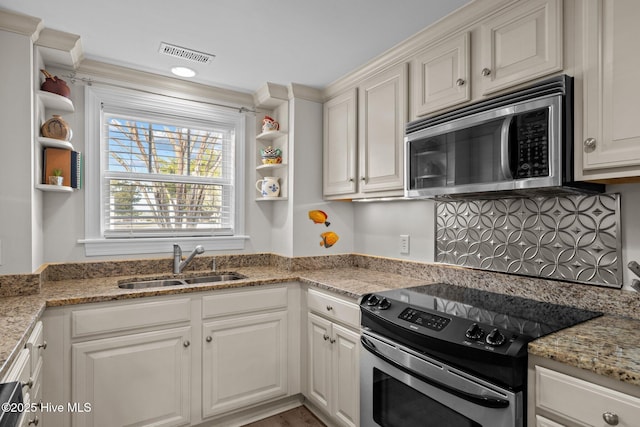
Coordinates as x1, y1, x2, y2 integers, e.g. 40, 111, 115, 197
358, 62, 408, 195
412, 32, 471, 116
576, 0, 640, 181
323, 89, 358, 197
478, 0, 563, 95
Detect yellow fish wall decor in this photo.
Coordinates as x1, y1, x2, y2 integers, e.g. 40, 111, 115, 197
308, 210, 330, 227
320, 231, 339, 248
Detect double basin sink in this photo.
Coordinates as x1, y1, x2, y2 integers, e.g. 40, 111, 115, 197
118, 272, 247, 289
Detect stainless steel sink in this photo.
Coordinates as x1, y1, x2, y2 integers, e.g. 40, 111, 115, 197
118, 272, 246, 289
118, 279, 187, 289
184, 273, 246, 284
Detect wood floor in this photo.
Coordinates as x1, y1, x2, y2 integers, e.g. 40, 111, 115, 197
242, 406, 326, 427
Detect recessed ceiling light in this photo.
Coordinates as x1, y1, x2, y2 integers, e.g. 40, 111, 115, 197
171, 66, 197, 78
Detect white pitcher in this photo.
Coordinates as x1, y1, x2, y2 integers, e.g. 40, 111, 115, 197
256, 177, 280, 198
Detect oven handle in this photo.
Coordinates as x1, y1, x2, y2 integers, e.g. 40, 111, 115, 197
360, 336, 510, 409
500, 115, 514, 180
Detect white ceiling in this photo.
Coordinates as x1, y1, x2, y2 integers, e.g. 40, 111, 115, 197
1, 0, 470, 94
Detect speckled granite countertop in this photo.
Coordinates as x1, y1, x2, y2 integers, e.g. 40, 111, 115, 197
2, 260, 640, 392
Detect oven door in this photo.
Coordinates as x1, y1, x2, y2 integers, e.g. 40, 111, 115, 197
360, 331, 523, 427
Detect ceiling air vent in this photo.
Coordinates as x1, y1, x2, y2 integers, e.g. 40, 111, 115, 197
158, 42, 215, 64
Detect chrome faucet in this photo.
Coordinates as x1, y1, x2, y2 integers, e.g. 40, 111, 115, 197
173, 244, 205, 274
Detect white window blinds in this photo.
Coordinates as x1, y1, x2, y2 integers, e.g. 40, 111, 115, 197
102, 110, 235, 237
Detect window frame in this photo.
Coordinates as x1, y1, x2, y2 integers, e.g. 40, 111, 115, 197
82, 85, 247, 256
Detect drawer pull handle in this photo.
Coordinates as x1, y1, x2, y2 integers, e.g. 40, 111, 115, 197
38, 341, 47, 350
183, 341, 190, 348
323, 334, 330, 341
206, 336, 212, 343
28, 416, 39, 426
326, 305, 333, 311
603, 411, 619, 425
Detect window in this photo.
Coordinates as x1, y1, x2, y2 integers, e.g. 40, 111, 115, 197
83, 85, 247, 256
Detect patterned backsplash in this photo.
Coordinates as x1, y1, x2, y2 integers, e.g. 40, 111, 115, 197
435, 194, 621, 288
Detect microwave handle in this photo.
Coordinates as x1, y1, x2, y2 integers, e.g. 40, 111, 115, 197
501, 116, 514, 180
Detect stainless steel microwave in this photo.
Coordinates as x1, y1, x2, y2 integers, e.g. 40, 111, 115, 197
404, 75, 604, 199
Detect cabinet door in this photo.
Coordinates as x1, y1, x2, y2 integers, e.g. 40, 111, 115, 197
579, 0, 640, 179
412, 32, 471, 117
358, 62, 408, 194
479, 0, 562, 95
202, 311, 288, 418
71, 327, 191, 427
323, 89, 358, 196
307, 312, 333, 413
331, 323, 360, 427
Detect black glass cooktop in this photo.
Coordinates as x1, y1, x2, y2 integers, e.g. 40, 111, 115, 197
372, 283, 602, 340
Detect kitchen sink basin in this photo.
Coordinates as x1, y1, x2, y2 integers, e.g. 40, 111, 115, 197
118, 279, 186, 289
184, 273, 246, 284
117, 272, 247, 289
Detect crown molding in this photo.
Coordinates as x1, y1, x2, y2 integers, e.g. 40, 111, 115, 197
253, 82, 288, 108
75, 59, 255, 108
36, 28, 83, 69
288, 83, 323, 103
0, 9, 43, 41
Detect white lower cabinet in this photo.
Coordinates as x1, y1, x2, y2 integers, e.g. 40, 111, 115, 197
72, 327, 192, 427
529, 356, 640, 427
305, 289, 360, 427
202, 311, 288, 418
41, 284, 299, 427
2, 321, 45, 427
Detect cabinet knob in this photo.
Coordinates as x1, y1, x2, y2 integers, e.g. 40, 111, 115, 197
28, 416, 39, 426
323, 334, 330, 341
329, 338, 336, 344
183, 340, 190, 348
602, 412, 619, 425
38, 341, 47, 350
456, 78, 465, 86
206, 336, 212, 343
23, 379, 33, 390
584, 138, 597, 150
481, 68, 491, 77
349, 178, 354, 182
361, 177, 366, 181
326, 305, 333, 311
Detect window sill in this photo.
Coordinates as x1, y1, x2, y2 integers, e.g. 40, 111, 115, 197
79, 236, 249, 257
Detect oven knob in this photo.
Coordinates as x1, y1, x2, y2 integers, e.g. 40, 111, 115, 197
366, 294, 380, 306
486, 328, 506, 346
378, 297, 391, 310
465, 323, 484, 340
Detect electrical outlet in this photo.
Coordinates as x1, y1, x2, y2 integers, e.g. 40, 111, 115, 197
400, 234, 410, 255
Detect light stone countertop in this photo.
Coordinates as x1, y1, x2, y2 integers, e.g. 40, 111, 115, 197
1, 263, 639, 392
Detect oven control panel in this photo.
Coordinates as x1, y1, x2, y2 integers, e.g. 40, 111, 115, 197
398, 307, 450, 331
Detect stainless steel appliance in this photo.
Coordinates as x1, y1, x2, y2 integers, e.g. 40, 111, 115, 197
359, 283, 602, 427
405, 75, 604, 199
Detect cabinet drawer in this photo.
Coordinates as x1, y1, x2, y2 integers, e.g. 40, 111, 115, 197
2, 349, 31, 394
202, 286, 287, 318
25, 321, 44, 373
307, 288, 359, 328
71, 297, 191, 338
536, 366, 640, 426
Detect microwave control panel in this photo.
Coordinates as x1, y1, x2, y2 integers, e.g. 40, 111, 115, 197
514, 109, 549, 179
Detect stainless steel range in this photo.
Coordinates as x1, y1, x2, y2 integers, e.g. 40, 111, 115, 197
359, 283, 602, 427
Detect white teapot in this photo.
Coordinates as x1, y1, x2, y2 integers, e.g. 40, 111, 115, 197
256, 177, 280, 198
